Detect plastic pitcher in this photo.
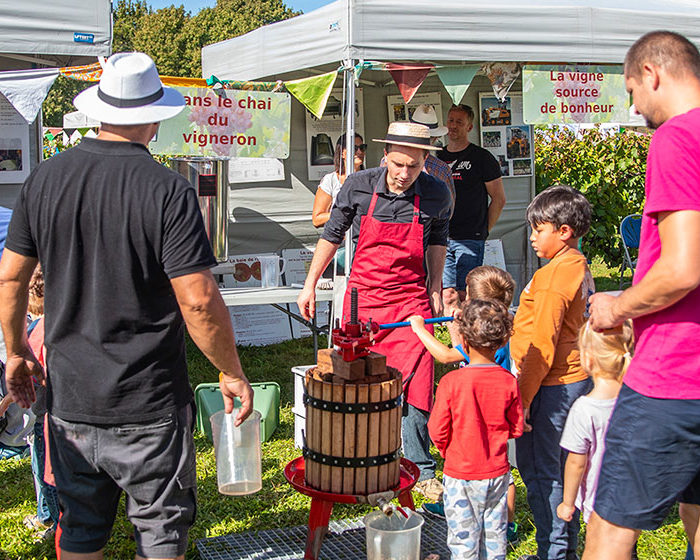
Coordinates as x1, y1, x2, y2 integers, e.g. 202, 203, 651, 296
364, 509, 424, 560
258, 255, 286, 288
210, 409, 262, 495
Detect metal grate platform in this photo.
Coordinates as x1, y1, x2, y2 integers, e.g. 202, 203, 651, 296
196, 510, 450, 560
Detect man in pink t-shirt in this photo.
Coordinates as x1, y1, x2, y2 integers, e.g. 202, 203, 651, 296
586, 31, 700, 560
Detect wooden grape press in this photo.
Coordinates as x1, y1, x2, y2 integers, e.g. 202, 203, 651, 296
284, 288, 420, 560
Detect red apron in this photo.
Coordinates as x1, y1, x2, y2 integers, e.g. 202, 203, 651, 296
342, 186, 434, 411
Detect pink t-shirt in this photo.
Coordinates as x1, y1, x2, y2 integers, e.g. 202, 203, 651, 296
624, 108, 700, 399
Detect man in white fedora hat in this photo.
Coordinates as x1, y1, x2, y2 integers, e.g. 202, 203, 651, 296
298, 122, 452, 500
380, 105, 455, 208
0, 52, 253, 560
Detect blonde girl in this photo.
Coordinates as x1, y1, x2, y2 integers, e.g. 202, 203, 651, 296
557, 320, 634, 524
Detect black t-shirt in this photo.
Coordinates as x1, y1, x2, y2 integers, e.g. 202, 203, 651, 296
438, 144, 501, 240
5, 138, 216, 424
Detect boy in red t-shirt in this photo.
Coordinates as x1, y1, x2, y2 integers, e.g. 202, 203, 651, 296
428, 299, 523, 559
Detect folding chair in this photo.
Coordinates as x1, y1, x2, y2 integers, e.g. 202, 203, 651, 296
619, 214, 642, 288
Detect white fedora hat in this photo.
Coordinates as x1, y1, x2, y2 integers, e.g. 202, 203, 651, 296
410, 104, 447, 137
73, 52, 185, 125
373, 122, 440, 151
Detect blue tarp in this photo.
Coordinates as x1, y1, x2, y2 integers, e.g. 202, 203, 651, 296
0, 206, 12, 254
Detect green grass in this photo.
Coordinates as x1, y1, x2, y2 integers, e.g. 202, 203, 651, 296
0, 259, 689, 559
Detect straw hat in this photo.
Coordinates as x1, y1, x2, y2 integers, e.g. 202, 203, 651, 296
410, 105, 448, 137
373, 122, 440, 151
73, 52, 185, 125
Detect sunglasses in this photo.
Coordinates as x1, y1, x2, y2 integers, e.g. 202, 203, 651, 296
355, 144, 368, 152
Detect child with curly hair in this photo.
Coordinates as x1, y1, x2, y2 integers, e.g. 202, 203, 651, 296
428, 299, 524, 559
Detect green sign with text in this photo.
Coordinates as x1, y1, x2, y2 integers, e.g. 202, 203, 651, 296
523, 65, 629, 124
150, 87, 290, 158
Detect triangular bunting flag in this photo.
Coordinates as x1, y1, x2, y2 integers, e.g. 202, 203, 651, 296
481, 62, 521, 101
386, 63, 433, 104
435, 64, 480, 105
0, 68, 59, 123
286, 71, 338, 119
59, 62, 102, 82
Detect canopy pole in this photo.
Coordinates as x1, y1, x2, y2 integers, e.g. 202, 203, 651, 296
343, 59, 356, 275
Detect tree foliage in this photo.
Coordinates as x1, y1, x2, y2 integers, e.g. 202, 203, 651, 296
534, 126, 651, 267
42, 0, 299, 126
126, 0, 299, 78
42, 77, 91, 128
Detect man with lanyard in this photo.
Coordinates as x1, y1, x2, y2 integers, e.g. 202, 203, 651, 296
438, 104, 505, 343
298, 122, 452, 500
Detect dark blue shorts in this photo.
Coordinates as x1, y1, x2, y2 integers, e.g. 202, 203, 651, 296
594, 384, 700, 530
442, 239, 485, 290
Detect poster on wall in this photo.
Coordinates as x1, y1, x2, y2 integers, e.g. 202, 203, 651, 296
479, 92, 532, 178
282, 247, 330, 338
0, 95, 30, 184
229, 305, 292, 346
305, 88, 365, 182
386, 91, 444, 129
522, 65, 629, 124
150, 87, 291, 158
228, 158, 285, 184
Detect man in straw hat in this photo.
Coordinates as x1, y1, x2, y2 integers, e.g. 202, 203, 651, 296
298, 122, 452, 500
0, 52, 253, 560
380, 105, 455, 211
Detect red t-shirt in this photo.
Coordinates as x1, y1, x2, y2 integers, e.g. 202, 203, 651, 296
624, 108, 700, 399
427, 364, 523, 480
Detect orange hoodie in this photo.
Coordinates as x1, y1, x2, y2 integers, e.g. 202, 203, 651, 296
511, 249, 595, 409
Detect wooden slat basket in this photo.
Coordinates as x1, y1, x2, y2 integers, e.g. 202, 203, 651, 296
303, 366, 402, 495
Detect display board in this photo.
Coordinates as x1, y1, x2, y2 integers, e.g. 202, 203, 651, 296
0, 95, 30, 184
228, 157, 285, 184
228, 304, 293, 346
479, 92, 533, 178
305, 88, 365, 182
386, 91, 443, 128
282, 247, 330, 338
522, 65, 629, 124
484, 239, 507, 271
151, 87, 291, 158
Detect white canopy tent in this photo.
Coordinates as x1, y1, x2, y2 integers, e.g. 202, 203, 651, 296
203, 0, 700, 80
0, 1, 111, 61
202, 0, 700, 294
0, 0, 112, 207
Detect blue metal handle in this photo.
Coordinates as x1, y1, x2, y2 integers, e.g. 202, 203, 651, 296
379, 316, 454, 330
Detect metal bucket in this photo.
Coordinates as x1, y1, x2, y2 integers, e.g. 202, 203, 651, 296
170, 157, 228, 262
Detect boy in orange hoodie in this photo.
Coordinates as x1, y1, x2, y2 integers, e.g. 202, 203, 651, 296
511, 184, 595, 560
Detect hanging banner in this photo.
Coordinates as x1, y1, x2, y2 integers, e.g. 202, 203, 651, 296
482, 62, 520, 101
523, 64, 629, 124
150, 86, 290, 158
435, 64, 480, 105
285, 71, 337, 119
387, 63, 433, 104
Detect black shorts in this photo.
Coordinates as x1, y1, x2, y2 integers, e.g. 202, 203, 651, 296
594, 384, 700, 530
48, 403, 197, 557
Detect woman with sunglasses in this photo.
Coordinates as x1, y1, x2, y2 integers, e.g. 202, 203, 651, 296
312, 133, 366, 228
